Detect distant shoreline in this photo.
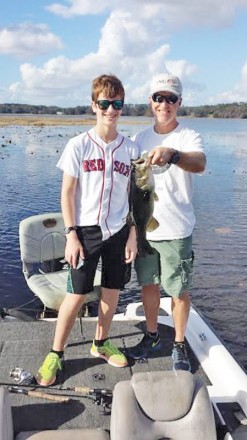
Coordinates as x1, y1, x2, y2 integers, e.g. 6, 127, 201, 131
0, 114, 151, 127
0, 115, 96, 127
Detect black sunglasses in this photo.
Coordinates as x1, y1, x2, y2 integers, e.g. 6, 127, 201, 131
96, 99, 124, 110
152, 94, 179, 105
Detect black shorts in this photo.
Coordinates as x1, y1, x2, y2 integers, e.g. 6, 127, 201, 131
67, 224, 130, 295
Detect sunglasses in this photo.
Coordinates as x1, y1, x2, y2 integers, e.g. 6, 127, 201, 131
96, 99, 124, 110
152, 94, 179, 105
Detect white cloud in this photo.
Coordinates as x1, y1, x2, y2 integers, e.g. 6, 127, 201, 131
6, 53, 198, 106
0, 23, 63, 58
46, 0, 111, 17
47, 0, 247, 29
165, 60, 198, 79
7, 55, 103, 105
2, 0, 247, 105
208, 60, 247, 104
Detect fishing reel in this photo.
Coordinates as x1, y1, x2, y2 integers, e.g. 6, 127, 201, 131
10, 367, 35, 385
89, 388, 112, 415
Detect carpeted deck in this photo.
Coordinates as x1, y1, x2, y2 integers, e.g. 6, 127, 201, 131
0, 315, 210, 434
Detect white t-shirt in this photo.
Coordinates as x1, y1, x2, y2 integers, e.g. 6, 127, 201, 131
132, 123, 205, 240
57, 127, 138, 241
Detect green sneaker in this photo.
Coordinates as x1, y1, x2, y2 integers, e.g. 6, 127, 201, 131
36, 352, 62, 386
90, 339, 128, 368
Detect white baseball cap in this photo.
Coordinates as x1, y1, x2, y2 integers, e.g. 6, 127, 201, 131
150, 74, 182, 97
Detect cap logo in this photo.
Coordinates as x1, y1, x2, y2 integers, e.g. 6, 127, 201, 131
157, 79, 176, 85
150, 74, 182, 96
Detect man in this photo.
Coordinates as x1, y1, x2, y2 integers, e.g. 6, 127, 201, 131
36, 74, 138, 386
126, 73, 206, 371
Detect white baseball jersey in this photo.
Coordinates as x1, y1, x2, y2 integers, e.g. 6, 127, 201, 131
57, 127, 138, 240
132, 123, 205, 240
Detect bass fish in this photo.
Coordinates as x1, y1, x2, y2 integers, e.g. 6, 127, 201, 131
129, 154, 159, 256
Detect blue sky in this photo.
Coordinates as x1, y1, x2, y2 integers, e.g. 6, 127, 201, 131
1, 0, 247, 107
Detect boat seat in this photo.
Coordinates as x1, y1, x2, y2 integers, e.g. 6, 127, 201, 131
110, 370, 217, 440
15, 430, 109, 440
19, 213, 101, 312
0, 387, 109, 440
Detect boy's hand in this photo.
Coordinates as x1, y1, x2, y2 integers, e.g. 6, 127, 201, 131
65, 232, 84, 269
125, 226, 137, 263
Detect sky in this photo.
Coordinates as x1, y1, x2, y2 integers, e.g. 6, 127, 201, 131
1, 0, 247, 107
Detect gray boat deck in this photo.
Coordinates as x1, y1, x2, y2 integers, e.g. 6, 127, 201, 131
0, 310, 210, 435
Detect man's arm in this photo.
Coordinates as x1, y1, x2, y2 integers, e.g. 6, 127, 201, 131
147, 147, 206, 173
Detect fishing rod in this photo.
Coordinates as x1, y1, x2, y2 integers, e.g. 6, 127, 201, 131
7, 386, 70, 403
3, 382, 112, 414
2, 380, 112, 395
2, 367, 113, 412
8, 367, 112, 395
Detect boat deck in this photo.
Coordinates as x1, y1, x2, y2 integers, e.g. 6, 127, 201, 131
0, 307, 209, 435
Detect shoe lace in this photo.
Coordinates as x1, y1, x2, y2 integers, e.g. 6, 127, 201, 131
173, 345, 187, 362
45, 353, 61, 370
138, 333, 158, 347
101, 341, 122, 357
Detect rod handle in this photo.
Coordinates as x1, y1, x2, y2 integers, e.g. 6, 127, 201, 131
73, 386, 91, 394
28, 390, 70, 402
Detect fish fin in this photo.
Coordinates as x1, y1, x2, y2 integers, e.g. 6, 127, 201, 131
146, 217, 159, 232
154, 192, 159, 201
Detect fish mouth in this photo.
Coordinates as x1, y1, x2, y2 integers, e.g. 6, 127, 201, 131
132, 157, 146, 166
151, 163, 171, 174
132, 156, 171, 175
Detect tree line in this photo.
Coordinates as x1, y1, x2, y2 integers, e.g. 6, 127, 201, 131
1, 102, 247, 119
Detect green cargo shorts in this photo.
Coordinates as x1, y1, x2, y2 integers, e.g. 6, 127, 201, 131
134, 235, 194, 298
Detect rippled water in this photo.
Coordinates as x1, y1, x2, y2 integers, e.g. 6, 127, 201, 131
1, 116, 247, 372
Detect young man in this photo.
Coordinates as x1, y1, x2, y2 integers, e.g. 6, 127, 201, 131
126, 73, 206, 371
36, 74, 138, 386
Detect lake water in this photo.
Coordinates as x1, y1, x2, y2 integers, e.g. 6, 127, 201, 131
1, 116, 247, 372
